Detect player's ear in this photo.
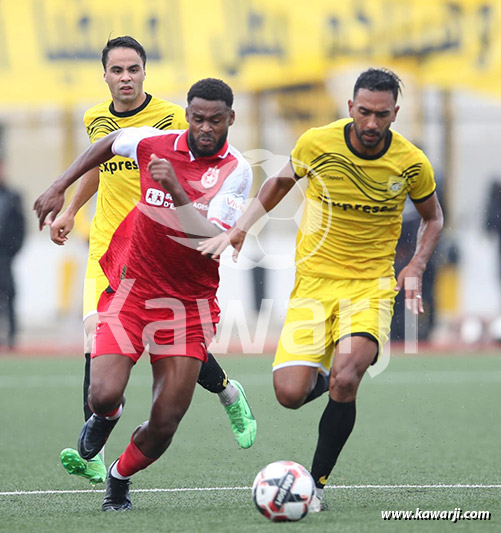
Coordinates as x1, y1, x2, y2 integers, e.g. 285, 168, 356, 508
348, 100, 354, 118
393, 105, 400, 122
228, 109, 235, 126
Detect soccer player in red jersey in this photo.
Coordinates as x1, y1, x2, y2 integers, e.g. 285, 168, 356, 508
42, 38, 256, 488
34, 78, 253, 511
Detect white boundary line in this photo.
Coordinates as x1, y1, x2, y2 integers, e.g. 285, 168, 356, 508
2, 484, 501, 496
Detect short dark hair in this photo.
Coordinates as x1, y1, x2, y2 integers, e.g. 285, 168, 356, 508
187, 78, 234, 108
101, 36, 147, 70
353, 68, 403, 102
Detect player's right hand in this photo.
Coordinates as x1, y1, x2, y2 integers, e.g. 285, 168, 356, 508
33, 185, 65, 231
197, 227, 247, 262
49, 211, 75, 245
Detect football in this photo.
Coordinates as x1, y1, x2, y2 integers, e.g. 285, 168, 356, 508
252, 460, 315, 522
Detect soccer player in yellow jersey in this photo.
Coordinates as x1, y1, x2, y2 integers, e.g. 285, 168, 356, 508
199, 68, 443, 511
40, 36, 256, 485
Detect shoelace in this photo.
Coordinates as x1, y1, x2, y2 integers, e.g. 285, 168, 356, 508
226, 401, 245, 431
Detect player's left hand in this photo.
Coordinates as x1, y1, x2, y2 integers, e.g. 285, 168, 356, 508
394, 261, 426, 314
33, 185, 65, 231
148, 153, 179, 193
49, 210, 75, 245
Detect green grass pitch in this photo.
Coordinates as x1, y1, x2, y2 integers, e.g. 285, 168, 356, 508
1, 352, 500, 532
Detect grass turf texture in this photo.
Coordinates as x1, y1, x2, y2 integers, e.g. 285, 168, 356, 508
0, 352, 500, 532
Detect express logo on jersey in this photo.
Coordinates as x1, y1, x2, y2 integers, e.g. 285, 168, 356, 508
100, 160, 139, 175
201, 167, 220, 188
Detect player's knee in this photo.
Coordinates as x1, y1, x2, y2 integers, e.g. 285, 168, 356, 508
89, 395, 119, 415
331, 370, 359, 398
274, 383, 306, 409
88, 387, 122, 415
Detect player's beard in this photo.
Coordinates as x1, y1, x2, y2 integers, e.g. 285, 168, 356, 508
353, 122, 388, 149
188, 130, 228, 158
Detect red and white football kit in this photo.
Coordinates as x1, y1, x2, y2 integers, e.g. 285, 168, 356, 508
92, 127, 252, 363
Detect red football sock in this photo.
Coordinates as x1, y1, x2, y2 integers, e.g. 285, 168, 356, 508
94, 404, 122, 419
116, 437, 156, 478
103, 406, 120, 418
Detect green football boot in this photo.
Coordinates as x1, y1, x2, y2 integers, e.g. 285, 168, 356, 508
60, 448, 106, 486
224, 380, 257, 449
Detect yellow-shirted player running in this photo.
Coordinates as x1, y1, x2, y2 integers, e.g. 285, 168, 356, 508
40, 36, 256, 486
198, 68, 443, 511
81, 88, 187, 324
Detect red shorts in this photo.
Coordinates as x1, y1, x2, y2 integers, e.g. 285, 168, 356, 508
91, 288, 220, 364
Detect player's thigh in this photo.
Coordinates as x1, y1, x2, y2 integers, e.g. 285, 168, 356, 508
83, 255, 108, 351
89, 353, 133, 407
334, 278, 395, 360
93, 288, 146, 361
146, 301, 219, 363
332, 335, 378, 382
83, 254, 108, 319
273, 278, 335, 375
84, 313, 98, 350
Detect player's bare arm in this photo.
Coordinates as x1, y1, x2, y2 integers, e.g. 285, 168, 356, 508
198, 160, 299, 261
148, 153, 222, 240
50, 168, 100, 245
395, 191, 444, 314
34, 132, 120, 229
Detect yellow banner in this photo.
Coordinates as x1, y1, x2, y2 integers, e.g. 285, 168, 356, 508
2, 0, 501, 106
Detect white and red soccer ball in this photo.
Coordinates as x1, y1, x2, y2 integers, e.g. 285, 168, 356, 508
252, 460, 315, 522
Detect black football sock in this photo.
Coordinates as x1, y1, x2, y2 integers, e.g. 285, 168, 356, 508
83, 352, 93, 422
310, 398, 356, 489
304, 372, 330, 404
197, 352, 228, 394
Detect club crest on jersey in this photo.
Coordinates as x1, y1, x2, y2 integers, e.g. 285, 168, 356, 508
201, 167, 220, 188
387, 176, 405, 193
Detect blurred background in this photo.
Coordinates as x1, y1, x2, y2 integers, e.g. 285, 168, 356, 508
1, 0, 501, 353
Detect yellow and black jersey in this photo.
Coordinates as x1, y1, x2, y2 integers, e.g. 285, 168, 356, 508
84, 94, 187, 256
291, 118, 436, 280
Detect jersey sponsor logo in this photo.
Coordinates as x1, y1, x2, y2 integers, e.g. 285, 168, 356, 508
236, 176, 250, 194
100, 160, 139, 175
201, 167, 220, 188
146, 188, 165, 206
319, 195, 397, 213
145, 188, 176, 209
193, 201, 209, 211
225, 194, 245, 212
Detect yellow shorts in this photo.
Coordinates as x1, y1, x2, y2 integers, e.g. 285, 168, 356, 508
273, 274, 396, 374
83, 251, 109, 320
